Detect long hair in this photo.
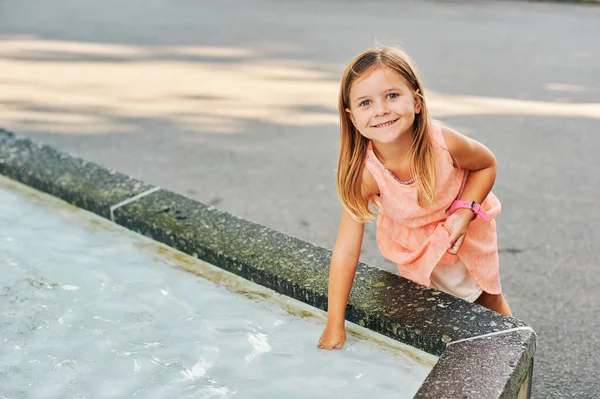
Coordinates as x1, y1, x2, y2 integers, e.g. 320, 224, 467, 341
336, 46, 435, 222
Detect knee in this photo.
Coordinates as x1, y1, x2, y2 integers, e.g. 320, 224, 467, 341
475, 292, 512, 316
476, 292, 502, 307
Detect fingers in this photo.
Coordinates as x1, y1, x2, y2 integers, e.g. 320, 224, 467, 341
445, 223, 458, 246
447, 233, 465, 255
443, 223, 458, 252
317, 341, 345, 350
317, 342, 338, 350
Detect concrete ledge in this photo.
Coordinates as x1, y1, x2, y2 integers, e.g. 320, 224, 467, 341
0, 129, 156, 220
0, 128, 537, 399
415, 328, 536, 398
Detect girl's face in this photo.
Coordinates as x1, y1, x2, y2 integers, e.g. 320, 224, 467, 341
346, 67, 421, 145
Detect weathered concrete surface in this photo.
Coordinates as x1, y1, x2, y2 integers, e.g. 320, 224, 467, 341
0, 128, 156, 220
415, 328, 536, 399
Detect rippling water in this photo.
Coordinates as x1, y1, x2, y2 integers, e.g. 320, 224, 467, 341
0, 176, 435, 398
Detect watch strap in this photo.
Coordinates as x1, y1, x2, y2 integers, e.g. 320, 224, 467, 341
449, 200, 490, 222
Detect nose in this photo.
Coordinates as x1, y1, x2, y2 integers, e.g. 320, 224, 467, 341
374, 100, 390, 117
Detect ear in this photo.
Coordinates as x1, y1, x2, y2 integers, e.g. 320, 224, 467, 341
414, 90, 422, 115
345, 108, 356, 126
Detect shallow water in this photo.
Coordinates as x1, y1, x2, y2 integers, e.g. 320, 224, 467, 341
0, 176, 435, 399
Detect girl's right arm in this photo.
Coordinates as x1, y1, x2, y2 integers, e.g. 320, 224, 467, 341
318, 167, 378, 350
317, 209, 366, 349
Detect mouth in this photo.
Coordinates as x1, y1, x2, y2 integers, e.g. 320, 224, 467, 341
372, 119, 399, 128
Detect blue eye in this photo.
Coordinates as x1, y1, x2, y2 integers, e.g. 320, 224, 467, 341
387, 93, 398, 100
359, 100, 371, 107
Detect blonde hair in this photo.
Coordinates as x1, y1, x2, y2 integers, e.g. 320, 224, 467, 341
336, 46, 436, 222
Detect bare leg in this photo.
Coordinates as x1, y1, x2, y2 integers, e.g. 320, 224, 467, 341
474, 291, 512, 316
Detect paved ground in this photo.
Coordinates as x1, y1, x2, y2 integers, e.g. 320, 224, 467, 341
1, 0, 600, 397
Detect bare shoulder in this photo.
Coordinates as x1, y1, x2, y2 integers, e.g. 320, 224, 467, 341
440, 124, 468, 155
440, 124, 497, 171
361, 164, 380, 201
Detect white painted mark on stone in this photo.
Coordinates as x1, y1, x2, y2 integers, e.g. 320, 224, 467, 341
445, 326, 536, 347
109, 187, 161, 221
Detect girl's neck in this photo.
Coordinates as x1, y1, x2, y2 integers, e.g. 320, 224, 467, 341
371, 129, 414, 166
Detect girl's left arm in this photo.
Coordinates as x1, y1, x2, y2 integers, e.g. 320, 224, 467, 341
441, 125, 497, 254
442, 125, 497, 204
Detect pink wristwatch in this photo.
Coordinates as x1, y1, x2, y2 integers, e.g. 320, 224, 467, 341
449, 200, 489, 222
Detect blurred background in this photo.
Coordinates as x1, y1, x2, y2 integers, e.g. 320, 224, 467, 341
1, 0, 599, 397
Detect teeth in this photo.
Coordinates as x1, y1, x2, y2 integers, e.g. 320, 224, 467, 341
376, 120, 395, 127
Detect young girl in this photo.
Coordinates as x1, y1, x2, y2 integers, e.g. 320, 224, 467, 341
318, 47, 512, 350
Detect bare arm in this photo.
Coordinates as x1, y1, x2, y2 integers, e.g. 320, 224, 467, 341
442, 125, 497, 209
325, 209, 366, 328
318, 166, 379, 349
441, 125, 498, 254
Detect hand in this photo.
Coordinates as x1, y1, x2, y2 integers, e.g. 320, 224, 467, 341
317, 323, 346, 350
444, 209, 475, 255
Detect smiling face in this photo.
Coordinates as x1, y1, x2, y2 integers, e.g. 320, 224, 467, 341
346, 66, 421, 145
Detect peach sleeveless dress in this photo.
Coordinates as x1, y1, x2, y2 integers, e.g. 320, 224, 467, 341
364, 121, 502, 295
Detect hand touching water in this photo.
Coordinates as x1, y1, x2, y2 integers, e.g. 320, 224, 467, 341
443, 209, 475, 255
318, 324, 346, 350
